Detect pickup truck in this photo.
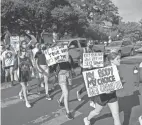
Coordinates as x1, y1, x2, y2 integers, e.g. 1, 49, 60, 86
56, 38, 105, 65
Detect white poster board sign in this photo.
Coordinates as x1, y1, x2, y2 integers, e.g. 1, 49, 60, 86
83, 52, 104, 68
45, 45, 69, 66
82, 65, 123, 97
10, 36, 20, 51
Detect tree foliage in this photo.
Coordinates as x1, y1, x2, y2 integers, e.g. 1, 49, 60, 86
117, 21, 142, 42
1, 0, 120, 41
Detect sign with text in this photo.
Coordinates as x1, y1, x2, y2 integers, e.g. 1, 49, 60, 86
82, 65, 123, 97
45, 45, 69, 66
10, 36, 20, 51
83, 52, 104, 68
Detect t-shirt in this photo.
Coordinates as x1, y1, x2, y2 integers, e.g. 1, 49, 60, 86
19, 56, 32, 72
35, 51, 47, 65
2, 50, 15, 67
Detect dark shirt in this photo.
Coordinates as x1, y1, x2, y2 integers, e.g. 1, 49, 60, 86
35, 51, 47, 65
19, 56, 32, 72
57, 62, 71, 71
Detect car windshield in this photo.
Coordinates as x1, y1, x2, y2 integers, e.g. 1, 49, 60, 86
108, 41, 122, 47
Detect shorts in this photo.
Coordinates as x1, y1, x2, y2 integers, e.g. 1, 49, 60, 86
58, 70, 72, 85
4, 66, 14, 75
19, 70, 31, 82
38, 65, 49, 78
93, 92, 117, 106
4, 65, 14, 69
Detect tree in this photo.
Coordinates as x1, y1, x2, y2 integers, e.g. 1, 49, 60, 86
1, 0, 120, 42
117, 21, 142, 42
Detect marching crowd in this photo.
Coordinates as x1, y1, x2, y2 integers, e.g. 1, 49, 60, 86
1, 31, 141, 125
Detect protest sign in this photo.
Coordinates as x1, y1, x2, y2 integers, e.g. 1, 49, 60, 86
82, 65, 123, 97
83, 52, 104, 68
45, 45, 69, 66
10, 36, 20, 51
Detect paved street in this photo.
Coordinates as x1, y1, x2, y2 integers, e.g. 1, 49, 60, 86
1, 56, 142, 125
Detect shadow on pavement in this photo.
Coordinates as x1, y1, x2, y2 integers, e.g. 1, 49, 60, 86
72, 95, 89, 116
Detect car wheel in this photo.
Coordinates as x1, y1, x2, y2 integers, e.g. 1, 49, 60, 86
130, 49, 134, 56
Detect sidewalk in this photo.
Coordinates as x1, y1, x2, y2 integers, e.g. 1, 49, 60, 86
1, 82, 13, 90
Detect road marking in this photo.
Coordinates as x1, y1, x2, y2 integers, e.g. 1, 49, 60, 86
1, 94, 40, 108
23, 108, 82, 125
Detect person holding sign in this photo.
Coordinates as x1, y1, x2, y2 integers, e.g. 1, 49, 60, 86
55, 50, 73, 120
77, 40, 103, 108
16, 49, 33, 108
83, 50, 122, 125
35, 43, 52, 100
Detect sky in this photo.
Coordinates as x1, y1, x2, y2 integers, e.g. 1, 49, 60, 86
111, 0, 142, 22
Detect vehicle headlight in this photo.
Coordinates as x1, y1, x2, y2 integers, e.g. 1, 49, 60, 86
133, 66, 138, 74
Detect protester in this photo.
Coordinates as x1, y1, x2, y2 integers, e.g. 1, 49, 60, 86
1, 44, 16, 86
47, 43, 74, 119
77, 40, 95, 103
56, 59, 73, 119
16, 49, 33, 108
35, 43, 51, 100
83, 50, 122, 125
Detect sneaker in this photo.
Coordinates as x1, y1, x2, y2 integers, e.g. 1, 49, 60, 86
90, 101, 96, 108
84, 117, 90, 125
25, 102, 31, 108
46, 94, 52, 100
77, 91, 81, 101
57, 99, 64, 107
66, 112, 74, 120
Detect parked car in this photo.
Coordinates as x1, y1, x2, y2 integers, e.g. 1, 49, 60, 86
105, 40, 134, 57
121, 55, 142, 94
134, 41, 142, 54
56, 38, 105, 65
